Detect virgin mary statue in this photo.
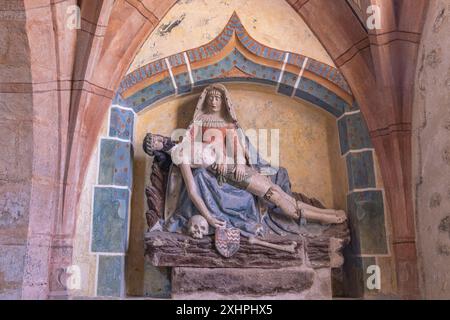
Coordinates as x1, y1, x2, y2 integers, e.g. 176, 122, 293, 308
159, 84, 346, 237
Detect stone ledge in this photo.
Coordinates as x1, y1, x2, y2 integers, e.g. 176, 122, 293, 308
171, 267, 332, 299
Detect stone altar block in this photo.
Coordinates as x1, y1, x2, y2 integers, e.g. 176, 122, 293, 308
145, 223, 349, 299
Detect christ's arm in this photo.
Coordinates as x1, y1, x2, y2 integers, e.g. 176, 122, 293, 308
178, 163, 226, 229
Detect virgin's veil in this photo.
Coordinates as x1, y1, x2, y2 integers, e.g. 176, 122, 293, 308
186, 83, 262, 168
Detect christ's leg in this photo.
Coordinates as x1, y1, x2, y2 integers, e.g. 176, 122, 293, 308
208, 164, 346, 224
244, 169, 346, 225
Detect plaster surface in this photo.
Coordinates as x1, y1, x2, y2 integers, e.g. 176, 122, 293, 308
412, 0, 450, 299
128, 0, 335, 72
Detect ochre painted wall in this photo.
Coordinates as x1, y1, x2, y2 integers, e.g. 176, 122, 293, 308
128, 83, 349, 295
135, 84, 348, 208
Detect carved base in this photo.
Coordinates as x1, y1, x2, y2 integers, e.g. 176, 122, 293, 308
146, 231, 303, 268
145, 223, 349, 299
145, 223, 349, 269
171, 267, 332, 299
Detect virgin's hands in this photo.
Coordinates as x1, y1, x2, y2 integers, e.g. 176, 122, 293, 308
234, 164, 246, 182
204, 214, 226, 229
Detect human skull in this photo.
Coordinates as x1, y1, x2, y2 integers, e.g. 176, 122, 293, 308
187, 215, 209, 239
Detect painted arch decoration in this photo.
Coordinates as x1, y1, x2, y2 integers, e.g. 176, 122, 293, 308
115, 13, 354, 117
90, 13, 388, 297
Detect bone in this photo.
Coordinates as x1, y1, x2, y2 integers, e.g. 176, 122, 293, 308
248, 237, 297, 253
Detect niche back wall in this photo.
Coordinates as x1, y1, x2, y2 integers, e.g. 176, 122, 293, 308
129, 83, 349, 296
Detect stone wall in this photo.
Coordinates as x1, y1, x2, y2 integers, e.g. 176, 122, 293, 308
412, 0, 450, 299
0, 1, 32, 299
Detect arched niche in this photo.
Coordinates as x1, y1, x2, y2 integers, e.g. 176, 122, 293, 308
80, 13, 389, 298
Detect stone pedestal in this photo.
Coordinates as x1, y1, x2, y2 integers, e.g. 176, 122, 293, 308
144, 223, 349, 299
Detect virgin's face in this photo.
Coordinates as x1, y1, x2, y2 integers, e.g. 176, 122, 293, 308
206, 92, 223, 114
